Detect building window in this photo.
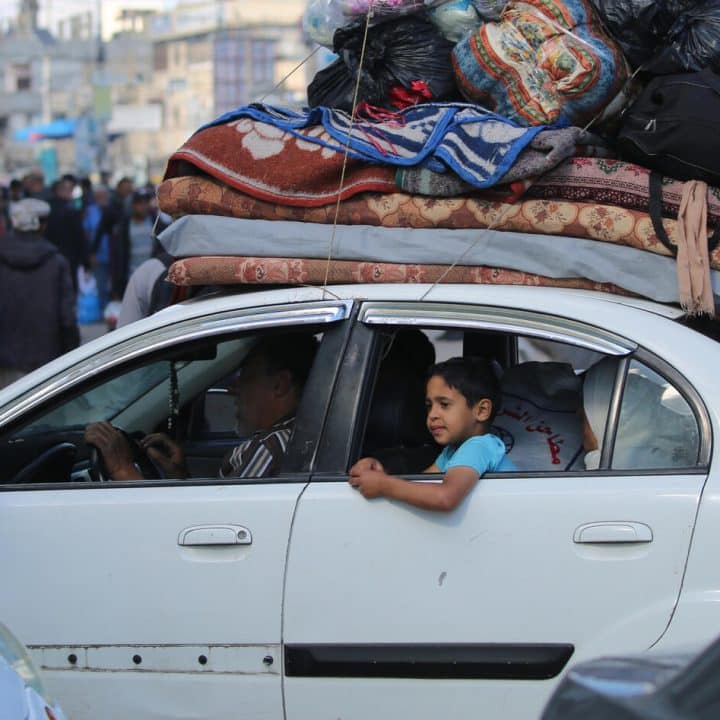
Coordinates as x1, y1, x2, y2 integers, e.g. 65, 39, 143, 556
13, 64, 32, 92
154, 44, 168, 72
251, 40, 273, 85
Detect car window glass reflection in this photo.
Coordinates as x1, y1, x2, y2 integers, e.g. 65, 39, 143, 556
20, 362, 171, 435
612, 360, 699, 470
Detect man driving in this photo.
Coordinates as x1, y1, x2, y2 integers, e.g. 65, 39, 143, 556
84, 333, 318, 481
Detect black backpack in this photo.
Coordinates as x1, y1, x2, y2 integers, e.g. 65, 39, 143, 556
617, 67, 720, 185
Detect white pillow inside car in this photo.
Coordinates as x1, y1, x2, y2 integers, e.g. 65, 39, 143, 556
494, 362, 584, 471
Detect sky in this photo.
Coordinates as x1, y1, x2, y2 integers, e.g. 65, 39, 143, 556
0, 0, 178, 38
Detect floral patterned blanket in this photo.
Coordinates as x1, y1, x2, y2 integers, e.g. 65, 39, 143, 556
526, 158, 720, 225
157, 174, 720, 270
167, 254, 631, 296
164, 117, 397, 207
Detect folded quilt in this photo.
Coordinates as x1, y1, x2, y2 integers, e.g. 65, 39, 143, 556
526, 158, 720, 225
164, 120, 397, 208
158, 175, 720, 270
167, 255, 631, 297
396, 127, 609, 195
179, 102, 547, 190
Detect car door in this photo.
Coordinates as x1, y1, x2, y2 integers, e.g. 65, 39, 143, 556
282, 300, 711, 720
0, 299, 352, 720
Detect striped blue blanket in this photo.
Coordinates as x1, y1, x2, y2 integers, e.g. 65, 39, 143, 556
202, 102, 549, 189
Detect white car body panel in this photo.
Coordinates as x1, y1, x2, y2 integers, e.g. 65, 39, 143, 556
0, 284, 717, 720
284, 473, 703, 720
0, 484, 299, 719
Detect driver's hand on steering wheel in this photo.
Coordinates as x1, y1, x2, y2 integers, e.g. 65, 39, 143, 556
84, 422, 143, 481
140, 433, 189, 479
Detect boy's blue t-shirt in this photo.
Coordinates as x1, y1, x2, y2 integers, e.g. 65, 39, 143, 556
435, 434, 516, 474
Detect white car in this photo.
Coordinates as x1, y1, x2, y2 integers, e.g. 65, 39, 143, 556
0, 621, 68, 720
0, 283, 717, 720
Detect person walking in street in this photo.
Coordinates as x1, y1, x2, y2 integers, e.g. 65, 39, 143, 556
93, 177, 134, 300
21, 171, 46, 201
6, 179, 25, 225
83, 184, 111, 313
110, 189, 168, 300
0, 186, 9, 238
45, 176, 90, 292
0, 198, 80, 389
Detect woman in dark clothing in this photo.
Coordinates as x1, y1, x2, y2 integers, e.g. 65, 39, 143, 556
0, 198, 79, 388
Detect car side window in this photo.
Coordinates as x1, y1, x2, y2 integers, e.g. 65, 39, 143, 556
357, 323, 704, 475
0, 327, 325, 485
612, 359, 700, 470
20, 361, 173, 435
358, 325, 591, 475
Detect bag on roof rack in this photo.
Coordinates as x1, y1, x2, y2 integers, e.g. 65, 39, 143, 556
616, 67, 720, 185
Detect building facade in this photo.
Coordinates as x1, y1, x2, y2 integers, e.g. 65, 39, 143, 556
1, 0, 318, 183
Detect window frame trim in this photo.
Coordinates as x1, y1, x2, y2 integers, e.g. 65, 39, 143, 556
0, 301, 350, 429
359, 302, 637, 356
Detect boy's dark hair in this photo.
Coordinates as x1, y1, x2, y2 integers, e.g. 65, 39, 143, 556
428, 356, 501, 422
251, 333, 319, 390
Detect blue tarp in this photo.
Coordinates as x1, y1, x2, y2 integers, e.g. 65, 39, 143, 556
13, 118, 78, 142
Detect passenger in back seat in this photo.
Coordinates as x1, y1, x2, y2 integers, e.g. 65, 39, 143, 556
350, 356, 516, 512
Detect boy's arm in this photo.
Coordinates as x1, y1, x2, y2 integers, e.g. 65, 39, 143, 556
349, 464, 479, 512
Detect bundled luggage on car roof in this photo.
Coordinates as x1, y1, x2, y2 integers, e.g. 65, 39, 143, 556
155, 0, 720, 318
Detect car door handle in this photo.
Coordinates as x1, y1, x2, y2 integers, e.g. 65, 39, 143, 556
177, 524, 252, 546
573, 522, 653, 544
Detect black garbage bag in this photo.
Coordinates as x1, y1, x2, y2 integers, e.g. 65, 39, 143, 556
307, 15, 461, 111
591, 0, 720, 73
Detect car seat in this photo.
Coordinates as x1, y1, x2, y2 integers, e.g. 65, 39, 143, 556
362, 328, 440, 474
494, 361, 585, 471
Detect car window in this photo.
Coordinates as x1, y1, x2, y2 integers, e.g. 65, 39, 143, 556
358, 325, 590, 474
19, 361, 173, 435
0, 327, 325, 485
612, 359, 700, 470
358, 324, 704, 475
16, 338, 249, 438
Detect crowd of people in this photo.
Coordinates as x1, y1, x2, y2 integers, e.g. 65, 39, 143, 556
0, 170, 172, 388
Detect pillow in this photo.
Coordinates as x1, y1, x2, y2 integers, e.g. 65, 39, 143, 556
452, 0, 630, 126
493, 361, 584, 470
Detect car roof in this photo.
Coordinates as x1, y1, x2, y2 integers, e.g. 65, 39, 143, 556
171, 283, 685, 319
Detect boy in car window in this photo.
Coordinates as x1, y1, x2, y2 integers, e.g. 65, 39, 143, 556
350, 356, 515, 511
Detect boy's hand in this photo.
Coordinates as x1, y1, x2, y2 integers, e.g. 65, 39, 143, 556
349, 457, 387, 499
349, 456, 384, 477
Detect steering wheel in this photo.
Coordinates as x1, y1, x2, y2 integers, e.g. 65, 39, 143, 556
10, 442, 78, 484
88, 429, 166, 482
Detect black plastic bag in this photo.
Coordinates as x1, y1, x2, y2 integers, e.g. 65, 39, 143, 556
616, 67, 720, 184
307, 15, 461, 111
591, 0, 720, 73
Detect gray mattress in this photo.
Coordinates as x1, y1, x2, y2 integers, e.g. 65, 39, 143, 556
157, 214, 720, 306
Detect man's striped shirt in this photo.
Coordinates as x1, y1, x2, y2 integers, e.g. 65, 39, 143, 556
219, 416, 295, 478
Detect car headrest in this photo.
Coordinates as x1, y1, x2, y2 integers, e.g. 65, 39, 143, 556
364, 329, 436, 453
494, 362, 584, 471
